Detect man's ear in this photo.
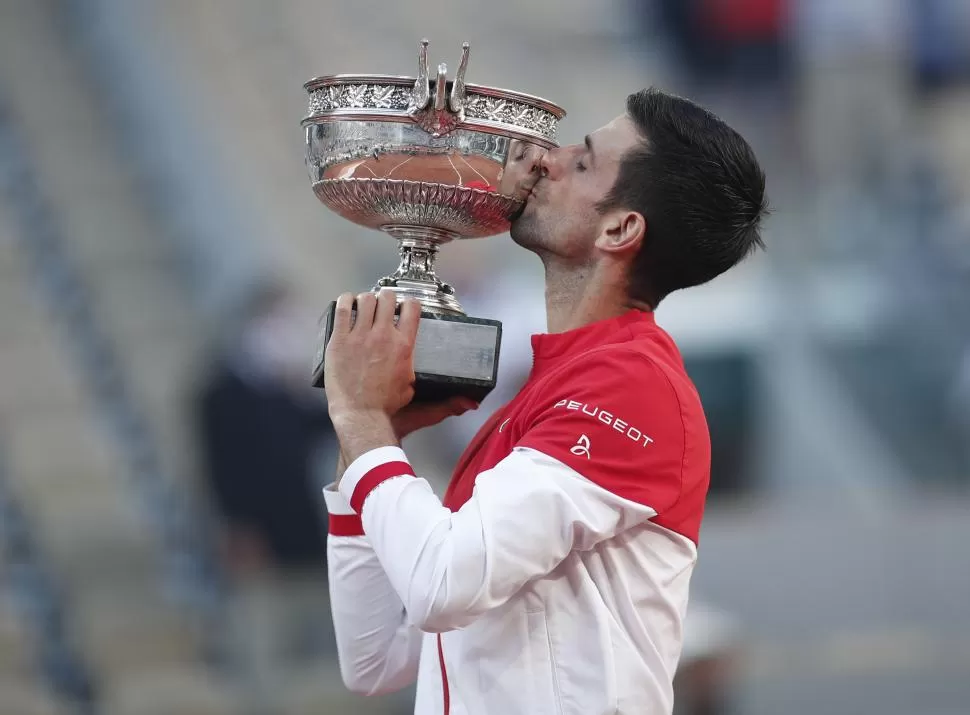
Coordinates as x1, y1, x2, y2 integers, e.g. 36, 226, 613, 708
595, 210, 646, 255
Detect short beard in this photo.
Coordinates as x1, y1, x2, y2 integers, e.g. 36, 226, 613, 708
509, 210, 540, 250
508, 199, 527, 223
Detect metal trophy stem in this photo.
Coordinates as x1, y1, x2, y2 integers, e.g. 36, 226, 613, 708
377, 225, 462, 315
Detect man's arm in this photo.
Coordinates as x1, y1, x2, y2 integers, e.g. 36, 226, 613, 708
325, 401, 474, 695
324, 472, 423, 696
336, 442, 664, 633
327, 447, 425, 696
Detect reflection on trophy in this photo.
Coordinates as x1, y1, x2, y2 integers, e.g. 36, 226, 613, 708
304, 39, 566, 401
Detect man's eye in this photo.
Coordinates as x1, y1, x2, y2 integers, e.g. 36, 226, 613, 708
576, 161, 587, 172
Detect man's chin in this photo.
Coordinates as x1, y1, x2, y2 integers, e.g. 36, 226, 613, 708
509, 194, 536, 224
509, 210, 539, 249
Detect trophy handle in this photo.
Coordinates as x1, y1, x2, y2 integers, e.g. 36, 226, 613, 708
449, 43, 470, 113
375, 225, 464, 315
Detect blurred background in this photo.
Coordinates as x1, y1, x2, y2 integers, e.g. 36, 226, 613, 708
0, 1, 968, 714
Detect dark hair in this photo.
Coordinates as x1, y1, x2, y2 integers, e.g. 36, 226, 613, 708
598, 88, 768, 307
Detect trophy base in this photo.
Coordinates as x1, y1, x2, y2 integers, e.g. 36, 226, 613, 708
313, 301, 502, 403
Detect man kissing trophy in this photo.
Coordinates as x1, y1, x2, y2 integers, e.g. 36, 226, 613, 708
300, 36, 766, 715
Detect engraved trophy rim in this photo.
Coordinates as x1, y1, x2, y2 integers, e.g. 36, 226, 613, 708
301, 73, 566, 148
303, 73, 567, 120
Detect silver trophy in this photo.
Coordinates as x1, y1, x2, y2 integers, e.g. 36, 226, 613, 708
304, 39, 566, 402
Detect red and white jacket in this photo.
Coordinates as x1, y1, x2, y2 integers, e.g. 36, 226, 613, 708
323, 309, 711, 715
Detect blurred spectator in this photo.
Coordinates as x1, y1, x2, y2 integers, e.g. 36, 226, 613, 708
911, 0, 970, 93
949, 347, 970, 468
194, 281, 336, 714
792, 0, 912, 259
633, 0, 792, 91
675, 601, 744, 715
696, 0, 792, 89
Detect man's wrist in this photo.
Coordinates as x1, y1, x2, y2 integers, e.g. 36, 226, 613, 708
337, 444, 415, 512
329, 407, 389, 433
330, 408, 400, 472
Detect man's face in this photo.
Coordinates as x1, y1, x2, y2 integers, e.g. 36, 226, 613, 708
498, 139, 545, 202
510, 114, 642, 261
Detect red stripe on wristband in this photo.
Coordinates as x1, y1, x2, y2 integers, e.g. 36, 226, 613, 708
350, 460, 415, 513
328, 514, 364, 537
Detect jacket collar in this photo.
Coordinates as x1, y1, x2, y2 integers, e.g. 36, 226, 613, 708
530, 309, 655, 372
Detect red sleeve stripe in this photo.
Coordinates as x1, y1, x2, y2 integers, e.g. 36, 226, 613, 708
350, 460, 415, 513
328, 513, 364, 537
437, 634, 451, 714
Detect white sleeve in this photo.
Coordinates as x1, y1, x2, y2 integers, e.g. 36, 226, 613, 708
337, 445, 658, 633
323, 483, 423, 695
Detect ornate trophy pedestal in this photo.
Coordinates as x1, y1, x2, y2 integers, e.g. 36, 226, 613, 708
302, 39, 565, 402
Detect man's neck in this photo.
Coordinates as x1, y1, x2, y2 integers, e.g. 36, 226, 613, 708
542, 260, 644, 334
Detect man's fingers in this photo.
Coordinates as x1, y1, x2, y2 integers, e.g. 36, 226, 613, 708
332, 293, 356, 335
353, 292, 377, 331
451, 397, 480, 414
391, 396, 480, 439
441, 398, 479, 420
374, 288, 398, 327
418, 403, 456, 429
397, 298, 422, 343
398, 399, 468, 431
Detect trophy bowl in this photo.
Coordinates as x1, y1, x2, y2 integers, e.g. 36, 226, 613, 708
304, 39, 566, 402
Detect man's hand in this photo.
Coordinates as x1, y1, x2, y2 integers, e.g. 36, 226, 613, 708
324, 289, 421, 422
393, 397, 478, 440
324, 289, 478, 469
